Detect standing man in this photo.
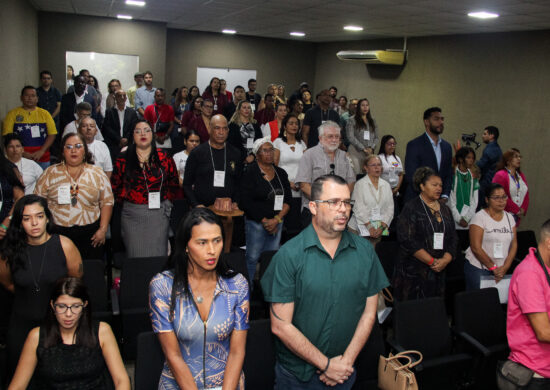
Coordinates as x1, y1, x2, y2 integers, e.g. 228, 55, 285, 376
127, 72, 144, 108
329, 86, 339, 111
60, 75, 99, 130
340, 98, 358, 130
143, 88, 175, 149
476, 125, 502, 208
36, 70, 62, 130
223, 85, 246, 119
135, 71, 156, 118
295, 121, 355, 228
505, 219, 550, 388
302, 89, 340, 148
254, 93, 275, 126
261, 174, 388, 389
2, 86, 57, 169
289, 82, 310, 102
102, 89, 138, 162
245, 78, 262, 112
404, 107, 453, 201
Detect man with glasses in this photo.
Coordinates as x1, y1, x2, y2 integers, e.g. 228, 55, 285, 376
295, 121, 355, 228
262, 174, 388, 389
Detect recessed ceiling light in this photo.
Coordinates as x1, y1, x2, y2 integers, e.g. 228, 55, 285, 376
468, 11, 499, 19
222, 29, 237, 34
290, 32, 305, 37
125, 0, 145, 6
117, 14, 133, 20
344, 25, 364, 31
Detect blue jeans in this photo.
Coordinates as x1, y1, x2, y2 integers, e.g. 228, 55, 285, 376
275, 362, 357, 390
37, 161, 50, 170
245, 218, 282, 284
464, 260, 494, 290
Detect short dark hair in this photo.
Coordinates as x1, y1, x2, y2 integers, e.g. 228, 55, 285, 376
423, 107, 442, 120
248, 78, 256, 86
79, 69, 89, 75
234, 85, 245, 93
3, 133, 23, 148
21, 85, 36, 96
455, 146, 475, 165
413, 167, 440, 192
330, 86, 338, 92
485, 125, 499, 141
76, 102, 92, 112
311, 174, 347, 201
486, 183, 505, 199
40, 70, 52, 78
264, 93, 274, 100
143, 71, 153, 77
156, 88, 165, 94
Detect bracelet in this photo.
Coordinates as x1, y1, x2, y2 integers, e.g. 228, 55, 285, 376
321, 357, 330, 373
488, 265, 498, 271
428, 257, 435, 266
0, 224, 7, 230
274, 215, 283, 223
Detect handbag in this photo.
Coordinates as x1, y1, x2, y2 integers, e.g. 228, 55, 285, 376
378, 350, 423, 390
496, 360, 534, 390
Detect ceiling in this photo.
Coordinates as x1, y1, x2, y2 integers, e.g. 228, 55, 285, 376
29, 0, 550, 42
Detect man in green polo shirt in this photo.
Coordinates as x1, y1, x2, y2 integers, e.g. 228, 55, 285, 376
261, 174, 388, 389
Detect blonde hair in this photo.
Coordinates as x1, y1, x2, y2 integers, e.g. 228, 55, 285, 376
229, 100, 256, 125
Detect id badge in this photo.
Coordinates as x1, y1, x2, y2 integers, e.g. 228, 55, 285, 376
246, 138, 254, 149
493, 242, 504, 259
371, 207, 381, 221
357, 223, 370, 237
58, 185, 71, 205
363, 130, 370, 140
433, 232, 444, 250
213, 104, 218, 110
214, 170, 225, 187
321, 120, 327, 124
148, 192, 161, 209
460, 205, 470, 217
274, 195, 284, 211
250, 103, 256, 111
31, 125, 41, 138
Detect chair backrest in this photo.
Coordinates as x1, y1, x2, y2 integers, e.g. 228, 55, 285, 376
454, 287, 506, 346
259, 250, 277, 281
221, 250, 248, 282
120, 256, 167, 309
393, 297, 452, 358
82, 259, 109, 311
244, 319, 276, 388
375, 241, 399, 280
516, 230, 537, 261
135, 331, 164, 390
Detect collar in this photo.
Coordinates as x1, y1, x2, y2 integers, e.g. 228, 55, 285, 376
74, 89, 87, 99
302, 223, 356, 253
425, 131, 441, 146
214, 276, 241, 296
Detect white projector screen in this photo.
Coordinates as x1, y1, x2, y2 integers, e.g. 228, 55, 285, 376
196, 67, 257, 95
66, 51, 139, 93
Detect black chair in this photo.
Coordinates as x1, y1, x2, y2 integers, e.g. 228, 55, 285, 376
352, 320, 386, 390
454, 288, 508, 389
375, 241, 399, 281
243, 319, 276, 389
82, 259, 119, 323
135, 331, 164, 390
221, 249, 248, 282
258, 250, 277, 282
445, 252, 466, 314
515, 230, 537, 262
389, 297, 474, 390
119, 256, 166, 359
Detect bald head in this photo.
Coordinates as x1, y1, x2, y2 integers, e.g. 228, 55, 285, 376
209, 114, 229, 147
78, 117, 97, 143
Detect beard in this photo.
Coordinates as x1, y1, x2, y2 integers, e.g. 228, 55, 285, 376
430, 124, 444, 134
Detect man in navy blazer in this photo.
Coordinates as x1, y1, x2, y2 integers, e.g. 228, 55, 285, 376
404, 107, 453, 202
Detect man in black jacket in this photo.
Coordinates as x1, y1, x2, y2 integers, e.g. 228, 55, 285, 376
102, 89, 138, 162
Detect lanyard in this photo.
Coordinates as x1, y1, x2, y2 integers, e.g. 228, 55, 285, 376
507, 169, 520, 190
208, 142, 226, 173
262, 165, 285, 199
142, 164, 164, 195
420, 195, 445, 235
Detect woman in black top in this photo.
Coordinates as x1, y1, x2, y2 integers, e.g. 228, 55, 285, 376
241, 137, 291, 285
393, 167, 457, 301
8, 277, 130, 390
228, 100, 263, 165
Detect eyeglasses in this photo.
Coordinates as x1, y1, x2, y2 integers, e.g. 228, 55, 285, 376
53, 303, 84, 314
259, 148, 274, 154
489, 195, 508, 201
64, 143, 84, 150
367, 163, 382, 167
387, 142, 397, 146
314, 199, 355, 210
134, 129, 152, 135
324, 134, 341, 140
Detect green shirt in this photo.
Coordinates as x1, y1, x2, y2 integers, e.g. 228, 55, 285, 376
260, 224, 389, 382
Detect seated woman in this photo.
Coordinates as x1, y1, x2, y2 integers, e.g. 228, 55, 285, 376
8, 277, 130, 390
464, 183, 517, 290
228, 100, 262, 165
149, 207, 249, 389
393, 167, 457, 301
348, 154, 394, 247
241, 137, 291, 284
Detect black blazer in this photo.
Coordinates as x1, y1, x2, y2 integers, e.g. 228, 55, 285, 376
102, 107, 138, 161
404, 132, 453, 201
59, 92, 98, 130
227, 122, 263, 162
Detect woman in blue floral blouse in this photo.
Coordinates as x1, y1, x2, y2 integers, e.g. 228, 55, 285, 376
149, 208, 249, 389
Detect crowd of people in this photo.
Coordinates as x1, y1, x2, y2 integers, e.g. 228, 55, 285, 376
0, 67, 547, 389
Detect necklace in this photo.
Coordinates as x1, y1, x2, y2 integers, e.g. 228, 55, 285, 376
27, 238, 49, 293
196, 296, 204, 304
65, 163, 84, 206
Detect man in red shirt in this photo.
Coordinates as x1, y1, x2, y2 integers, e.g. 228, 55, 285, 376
144, 88, 174, 149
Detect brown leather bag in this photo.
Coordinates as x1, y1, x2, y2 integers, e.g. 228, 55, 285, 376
378, 350, 423, 390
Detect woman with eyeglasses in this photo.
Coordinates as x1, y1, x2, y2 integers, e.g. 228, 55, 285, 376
34, 133, 114, 260
393, 167, 457, 301
348, 154, 394, 247
0, 195, 82, 382
8, 277, 130, 390
492, 148, 529, 226
240, 137, 291, 285
111, 120, 179, 258
464, 183, 517, 290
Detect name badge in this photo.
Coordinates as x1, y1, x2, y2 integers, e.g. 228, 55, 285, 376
250, 103, 256, 111
214, 170, 225, 187
58, 185, 71, 205
514, 195, 520, 204
493, 242, 504, 259
371, 207, 381, 221
148, 192, 161, 209
213, 104, 218, 111
31, 125, 41, 138
357, 223, 370, 237
246, 138, 254, 149
321, 120, 327, 124
433, 232, 444, 250
274, 194, 284, 211
460, 205, 470, 218
363, 130, 370, 140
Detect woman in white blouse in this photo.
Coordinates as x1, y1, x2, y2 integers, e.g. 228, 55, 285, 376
4, 134, 43, 194
378, 135, 403, 194
349, 154, 394, 246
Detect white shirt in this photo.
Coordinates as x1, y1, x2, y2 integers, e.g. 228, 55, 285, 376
63, 121, 104, 141
87, 140, 113, 173
507, 170, 528, 207
273, 138, 307, 197
117, 108, 126, 137
349, 175, 394, 230
172, 150, 189, 181
74, 90, 87, 105
379, 153, 403, 189
13, 157, 43, 194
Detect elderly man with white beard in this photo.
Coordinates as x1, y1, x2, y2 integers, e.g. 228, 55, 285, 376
295, 121, 356, 228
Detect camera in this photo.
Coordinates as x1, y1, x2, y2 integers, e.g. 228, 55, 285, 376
461, 133, 481, 149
